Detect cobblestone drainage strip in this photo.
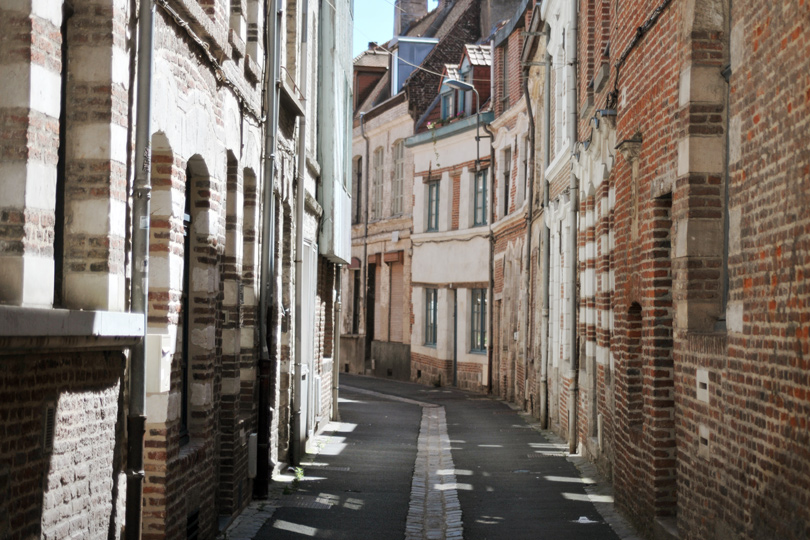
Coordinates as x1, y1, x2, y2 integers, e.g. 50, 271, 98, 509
406, 406, 463, 540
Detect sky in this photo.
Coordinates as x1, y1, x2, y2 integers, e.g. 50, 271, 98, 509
352, 0, 439, 58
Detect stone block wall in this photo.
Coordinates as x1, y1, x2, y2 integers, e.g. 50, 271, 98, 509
0, 0, 63, 307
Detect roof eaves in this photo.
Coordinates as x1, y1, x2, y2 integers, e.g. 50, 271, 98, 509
493, 0, 532, 48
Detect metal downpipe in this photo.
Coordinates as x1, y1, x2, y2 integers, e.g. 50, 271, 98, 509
332, 268, 341, 421
256, 0, 281, 499
566, 0, 580, 455
483, 122, 496, 394
359, 113, 370, 373
126, 0, 155, 536
539, 23, 552, 429
291, 0, 310, 466
522, 68, 536, 412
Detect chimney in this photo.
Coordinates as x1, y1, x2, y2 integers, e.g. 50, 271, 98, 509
394, 0, 428, 36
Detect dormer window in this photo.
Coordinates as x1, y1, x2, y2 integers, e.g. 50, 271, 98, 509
391, 37, 439, 94
441, 92, 454, 120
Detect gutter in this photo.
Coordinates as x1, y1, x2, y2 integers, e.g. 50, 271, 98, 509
256, 0, 281, 498
126, 0, 155, 536
404, 112, 495, 147
291, 0, 310, 466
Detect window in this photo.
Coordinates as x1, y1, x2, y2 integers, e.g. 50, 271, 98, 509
441, 93, 454, 120
471, 289, 487, 351
393, 38, 439, 94
462, 69, 473, 115
456, 88, 465, 116
372, 147, 384, 219
425, 288, 438, 346
473, 169, 487, 226
427, 181, 440, 231
502, 147, 512, 217
392, 141, 404, 214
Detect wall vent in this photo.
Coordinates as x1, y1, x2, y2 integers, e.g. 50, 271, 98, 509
696, 369, 710, 403
698, 424, 710, 460
43, 404, 56, 452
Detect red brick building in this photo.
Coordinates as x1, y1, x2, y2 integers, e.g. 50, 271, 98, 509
539, 0, 810, 537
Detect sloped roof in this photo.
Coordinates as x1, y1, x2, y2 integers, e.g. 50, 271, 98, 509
406, 7, 443, 37
353, 48, 389, 68
356, 70, 392, 114
354, 0, 481, 120
465, 44, 491, 66
444, 64, 460, 81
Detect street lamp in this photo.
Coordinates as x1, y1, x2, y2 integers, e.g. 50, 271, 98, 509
444, 78, 482, 171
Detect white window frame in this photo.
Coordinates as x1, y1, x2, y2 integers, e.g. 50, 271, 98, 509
392, 140, 404, 215
372, 147, 384, 219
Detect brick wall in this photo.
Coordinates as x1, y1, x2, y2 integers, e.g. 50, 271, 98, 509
566, 0, 810, 537
0, 352, 125, 539
411, 351, 453, 387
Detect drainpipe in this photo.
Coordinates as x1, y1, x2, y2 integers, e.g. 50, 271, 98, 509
453, 288, 458, 386
539, 23, 552, 429
720, 0, 733, 325
291, 0, 310, 466
566, 0, 580, 455
522, 67, 536, 411
359, 112, 370, 372
483, 122, 496, 394
256, 0, 281, 498
126, 0, 154, 536
332, 268, 341, 421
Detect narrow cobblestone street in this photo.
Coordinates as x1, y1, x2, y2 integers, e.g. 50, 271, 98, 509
222, 375, 640, 539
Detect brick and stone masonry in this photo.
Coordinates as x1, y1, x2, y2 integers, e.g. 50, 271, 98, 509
569, 0, 810, 538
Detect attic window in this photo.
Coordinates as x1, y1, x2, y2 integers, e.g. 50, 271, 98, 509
441, 93, 454, 120
391, 37, 439, 94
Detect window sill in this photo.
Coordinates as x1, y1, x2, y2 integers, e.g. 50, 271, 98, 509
0, 305, 143, 353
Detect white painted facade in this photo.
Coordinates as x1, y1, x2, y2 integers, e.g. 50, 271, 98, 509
408, 117, 492, 390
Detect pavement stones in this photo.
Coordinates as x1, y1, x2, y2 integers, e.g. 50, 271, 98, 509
221, 374, 642, 540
